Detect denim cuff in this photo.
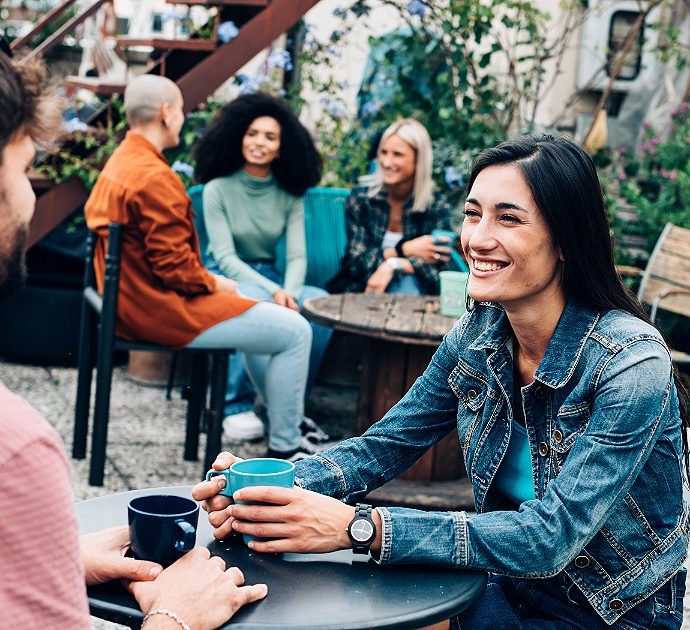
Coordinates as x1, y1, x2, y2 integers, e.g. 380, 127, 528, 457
454, 511, 469, 566
379, 506, 465, 566
372, 507, 392, 564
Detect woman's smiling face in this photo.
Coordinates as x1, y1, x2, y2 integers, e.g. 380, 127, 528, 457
242, 116, 281, 168
461, 164, 565, 312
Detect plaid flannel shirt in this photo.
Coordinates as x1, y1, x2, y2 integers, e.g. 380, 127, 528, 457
327, 185, 453, 294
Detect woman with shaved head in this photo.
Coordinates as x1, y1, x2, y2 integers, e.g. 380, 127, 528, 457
85, 75, 318, 462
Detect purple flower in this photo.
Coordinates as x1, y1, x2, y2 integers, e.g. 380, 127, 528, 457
444, 166, 465, 189
660, 169, 678, 181
63, 117, 88, 133
325, 99, 347, 118
642, 120, 652, 130
217, 21, 239, 44
650, 136, 660, 146
407, 0, 427, 18
236, 74, 266, 95
172, 160, 194, 177
361, 100, 382, 117
267, 48, 293, 72
351, 2, 371, 17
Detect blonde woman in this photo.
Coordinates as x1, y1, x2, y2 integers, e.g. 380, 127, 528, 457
327, 118, 453, 295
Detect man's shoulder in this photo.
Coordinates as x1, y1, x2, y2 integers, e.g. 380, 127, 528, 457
0, 380, 61, 464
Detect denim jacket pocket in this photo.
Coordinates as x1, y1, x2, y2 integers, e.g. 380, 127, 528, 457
449, 359, 489, 451
552, 401, 591, 472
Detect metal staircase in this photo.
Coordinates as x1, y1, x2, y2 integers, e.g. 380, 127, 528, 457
12, 0, 321, 248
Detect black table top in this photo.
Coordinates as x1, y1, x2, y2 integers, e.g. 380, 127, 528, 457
76, 486, 487, 629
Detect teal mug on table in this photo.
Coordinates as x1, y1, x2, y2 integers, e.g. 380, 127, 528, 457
206, 458, 296, 544
439, 271, 469, 318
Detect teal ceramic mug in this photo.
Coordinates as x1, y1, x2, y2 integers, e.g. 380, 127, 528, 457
431, 229, 469, 272
206, 458, 296, 544
439, 270, 469, 317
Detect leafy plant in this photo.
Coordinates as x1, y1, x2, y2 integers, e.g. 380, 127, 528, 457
297, 0, 587, 221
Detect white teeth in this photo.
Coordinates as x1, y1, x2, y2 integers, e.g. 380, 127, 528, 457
473, 260, 506, 272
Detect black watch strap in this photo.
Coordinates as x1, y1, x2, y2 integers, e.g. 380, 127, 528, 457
348, 503, 376, 555
395, 238, 408, 258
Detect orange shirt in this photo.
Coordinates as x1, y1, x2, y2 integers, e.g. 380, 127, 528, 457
85, 132, 255, 348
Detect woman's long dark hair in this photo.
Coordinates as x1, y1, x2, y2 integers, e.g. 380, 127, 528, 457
467, 134, 690, 472
193, 93, 322, 197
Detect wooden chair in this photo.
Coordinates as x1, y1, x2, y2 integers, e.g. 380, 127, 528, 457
637, 222, 690, 365
72, 223, 233, 486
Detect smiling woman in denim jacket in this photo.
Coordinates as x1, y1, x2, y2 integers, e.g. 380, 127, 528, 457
195, 135, 690, 629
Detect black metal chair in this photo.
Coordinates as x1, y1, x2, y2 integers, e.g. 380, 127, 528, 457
73, 223, 232, 486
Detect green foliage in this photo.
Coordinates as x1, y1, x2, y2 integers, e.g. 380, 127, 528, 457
614, 103, 690, 253
300, 0, 575, 219
37, 97, 127, 190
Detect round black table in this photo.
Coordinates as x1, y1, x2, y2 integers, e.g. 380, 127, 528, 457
76, 486, 487, 629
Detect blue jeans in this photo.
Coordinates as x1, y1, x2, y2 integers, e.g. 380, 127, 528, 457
209, 260, 332, 416
186, 302, 310, 452
455, 570, 686, 630
387, 274, 421, 295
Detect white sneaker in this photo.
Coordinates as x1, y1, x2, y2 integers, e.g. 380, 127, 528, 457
222, 411, 264, 441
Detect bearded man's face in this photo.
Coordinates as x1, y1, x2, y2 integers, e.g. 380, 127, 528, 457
0, 134, 36, 300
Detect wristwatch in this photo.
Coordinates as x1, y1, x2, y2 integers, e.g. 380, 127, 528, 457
347, 503, 377, 554
385, 257, 404, 271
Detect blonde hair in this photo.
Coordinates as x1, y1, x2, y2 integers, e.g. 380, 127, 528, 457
366, 118, 435, 212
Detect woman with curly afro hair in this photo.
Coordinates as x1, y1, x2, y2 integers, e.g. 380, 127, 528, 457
193, 93, 333, 449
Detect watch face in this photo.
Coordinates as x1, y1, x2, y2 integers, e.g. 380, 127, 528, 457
351, 518, 374, 543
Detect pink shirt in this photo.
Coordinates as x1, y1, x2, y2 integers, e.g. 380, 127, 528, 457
0, 380, 89, 628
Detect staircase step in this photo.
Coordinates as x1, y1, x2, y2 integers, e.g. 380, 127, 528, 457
116, 37, 217, 52
66, 76, 127, 96
165, 0, 269, 5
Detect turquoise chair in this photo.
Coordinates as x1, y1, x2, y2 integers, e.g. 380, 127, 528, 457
189, 184, 349, 290
302, 187, 349, 289
273, 187, 349, 290
188, 184, 210, 265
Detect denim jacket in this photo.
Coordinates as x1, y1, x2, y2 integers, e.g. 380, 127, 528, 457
295, 300, 690, 625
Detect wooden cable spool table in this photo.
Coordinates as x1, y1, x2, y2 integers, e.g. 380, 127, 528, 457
303, 293, 465, 486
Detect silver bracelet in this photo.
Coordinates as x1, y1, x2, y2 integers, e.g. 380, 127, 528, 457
141, 608, 191, 630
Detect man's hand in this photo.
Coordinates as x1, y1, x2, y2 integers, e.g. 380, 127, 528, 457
365, 261, 395, 294
81, 526, 162, 586
213, 274, 239, 295
273, 289, 299, 310
192, 451, 243, 540
127, 547, 267, 630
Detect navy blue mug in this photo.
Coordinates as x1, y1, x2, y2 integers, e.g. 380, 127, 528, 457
128, 494, 199, 567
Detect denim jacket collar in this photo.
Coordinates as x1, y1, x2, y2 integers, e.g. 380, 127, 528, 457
468, 299, 601, 389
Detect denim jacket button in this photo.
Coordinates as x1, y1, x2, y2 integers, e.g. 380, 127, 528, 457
574, 554, 589, 568
538, 442, 550, 457
553, 429, 563, 444
609, 598, 624, 611
467, 389, 478, 400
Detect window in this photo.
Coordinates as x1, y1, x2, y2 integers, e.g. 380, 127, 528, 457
606, 10, 643, 81
151, 13, 163, 33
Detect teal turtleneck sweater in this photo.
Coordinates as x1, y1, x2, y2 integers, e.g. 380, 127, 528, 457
202, 169, 306, 296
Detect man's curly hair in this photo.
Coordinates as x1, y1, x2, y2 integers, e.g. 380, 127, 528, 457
0, 54, 60, 165
193, 93, 322, 197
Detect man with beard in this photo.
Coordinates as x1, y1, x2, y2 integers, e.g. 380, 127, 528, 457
0, 54, 266, 629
